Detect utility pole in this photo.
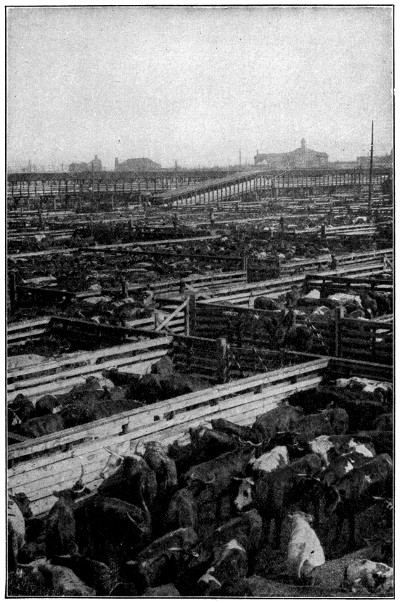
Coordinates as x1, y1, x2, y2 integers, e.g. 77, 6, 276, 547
368, 120, 374, 217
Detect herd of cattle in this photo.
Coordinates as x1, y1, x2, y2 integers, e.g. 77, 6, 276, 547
8, 372, 393, 596
8, 356, 211, 438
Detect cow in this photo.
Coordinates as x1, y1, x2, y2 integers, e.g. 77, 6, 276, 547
8, 394, 35, 424
357, 430, 393, 456
373, 413, 393, 432
38, 563, 96, 596
45, 462, 87, 559
324, 453, 393, 549
249, 446, 289, 475
35, 395, 62, 416
189, 509, 262, 581
183, 444, 256, 492
167, 439, 196, 477
210, 418, 259, 443
8, 497, 27, 572
252, 405, 304, 448
144, 584, 181, 596
360, 291, 378, 319
189, 425, 239, 462
19, 414, 65, 438
294, 408, 349, 442
344, 559, 393, 594
163, 482, 203, 534
139, 441, 178, 502
47, 555, 114, 595
254, 297, 280, 311
97, 450, 158, 514
308, 434, 376, 466
286, 511, 325, 582
196, 539, 248, 595
125, 527, 198, 593
234, 453, 323, 548
77, 492, 152, 566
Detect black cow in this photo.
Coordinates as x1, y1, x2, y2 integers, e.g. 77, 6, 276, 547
233, 453, 323, 548
252, 405, 304, 448
78, 493, 152, 565
19, 414, 65, 438
196, 539, 248, 595
183, 444, 256, 492
294, 407, 349, 442
45, 463, 87, 558
125, 527, 198, 593
189, 425, 239, 462
141, 441, 178, 501
254, 297, 280, 311
324, 453, 393, 549
97, 452, 158, 514
210, 418, 259, 443
50, 555, 114, 595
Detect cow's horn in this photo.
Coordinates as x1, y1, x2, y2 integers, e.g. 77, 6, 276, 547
104, 447, 125, 460
296, 473, 308, 477
168, 547, 182, 551
126, 512, 138, 525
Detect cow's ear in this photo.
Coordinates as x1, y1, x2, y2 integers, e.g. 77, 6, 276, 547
247, 478, 255, 486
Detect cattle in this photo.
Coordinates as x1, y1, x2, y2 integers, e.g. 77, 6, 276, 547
286, 511, 325, 581
234, 453, 323, 548
183, 445, 256, 492
360, 291, 378, 319
45, 462, 87, 558
249, 445, 289, 475
197, 539, 248, 595
163, 483, 202, 533
189, 509, 262, 582
189, 425, 239, 462
8, 497, 26, 572
167, 439, 196, 477
254, 297, 280, 311
252, 405, 304, 448
144, 583, 181, 596
373, 413, 393, 432
344, 559, 393, 594
210, 418, 259, 443
294, 408, 349, 442
35, 395, 61, 416
78, 493, 152, 566
38, 563, 96, 596
324, 454, 393, 548
308, 434, 376, 466
357, 430, 393, 456
8, 394, 35, 424
139, 441, 178, 502
126, 527, 198, 593
97, 450, 158, 514
49, 555, 114, 595
18, 413, 65, 438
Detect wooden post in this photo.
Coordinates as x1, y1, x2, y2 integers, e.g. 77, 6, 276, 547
217, 337, 228, 384
187, 292, 197, 336
334, 306, 345, 357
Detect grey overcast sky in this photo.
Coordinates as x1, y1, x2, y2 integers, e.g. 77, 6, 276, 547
7, 6, 393, 170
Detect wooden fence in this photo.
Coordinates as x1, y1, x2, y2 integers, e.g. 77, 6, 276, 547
192, 301, 392, 364
8, 335, 173, 403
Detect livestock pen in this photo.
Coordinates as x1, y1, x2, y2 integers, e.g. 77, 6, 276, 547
8, 350, 391, 517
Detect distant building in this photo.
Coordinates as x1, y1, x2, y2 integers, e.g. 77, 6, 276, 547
68, 155, 103, 172
254, 139, 328, 169
115, 157, 161, 171
356, 149, 393, 169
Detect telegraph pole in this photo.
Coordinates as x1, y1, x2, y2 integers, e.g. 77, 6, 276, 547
368, 120, 374, 217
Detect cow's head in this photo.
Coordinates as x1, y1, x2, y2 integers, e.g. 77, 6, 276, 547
233, 477, 254, 511
53, 460, 88, 501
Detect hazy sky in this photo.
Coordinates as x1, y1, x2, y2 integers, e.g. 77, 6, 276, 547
7, 6, 393, 169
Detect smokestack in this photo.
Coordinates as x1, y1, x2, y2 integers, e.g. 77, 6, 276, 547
115, 157, 119, 170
